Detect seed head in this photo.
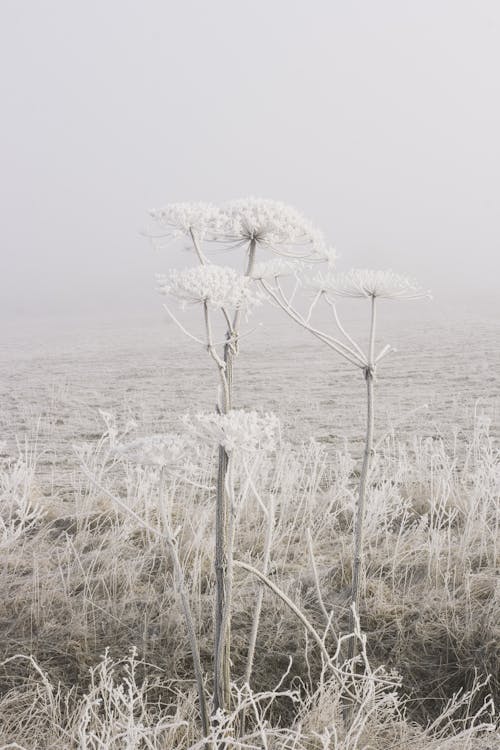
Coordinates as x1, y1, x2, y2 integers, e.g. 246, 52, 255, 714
218, 198, 331, 260
184, 410, 280, 454
311, 269, 431, 300
114, 434, 192, 468
157, 265, 261, 310
149, 202, 224, 241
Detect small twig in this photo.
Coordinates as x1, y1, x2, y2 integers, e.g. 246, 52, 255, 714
162, 303, 205, 345
306, 527, 338, 646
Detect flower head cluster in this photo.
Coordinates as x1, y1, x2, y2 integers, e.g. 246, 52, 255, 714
157, 265, 261, 310
184, 410, 280, 454
251, 258, 304, 281
114, 434, 192, 468
311, 269, 431, 301
149, 202, 224, 241
218, 198, 330, 260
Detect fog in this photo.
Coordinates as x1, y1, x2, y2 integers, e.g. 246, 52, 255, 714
1, 0, 499, 324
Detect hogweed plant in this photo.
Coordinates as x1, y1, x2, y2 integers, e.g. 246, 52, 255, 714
150, 198, 331, 715
258, 268, 431, 668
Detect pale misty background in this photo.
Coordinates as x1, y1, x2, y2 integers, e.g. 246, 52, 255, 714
1, 0, 499, 330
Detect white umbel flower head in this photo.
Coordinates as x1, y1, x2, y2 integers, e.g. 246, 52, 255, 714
114, 434, 191, 468
184, 410, 280, 454
149, 202, 223, 241
251, 258, 304, 281
219, 198, 331, 260
311, 269, 431, 300
157, 265, 261, 310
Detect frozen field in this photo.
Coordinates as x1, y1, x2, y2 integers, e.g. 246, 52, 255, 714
0, 303, 498, 747
1, 303, 499, 487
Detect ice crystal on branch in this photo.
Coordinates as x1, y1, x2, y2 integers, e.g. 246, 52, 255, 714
184, 410, 280, 454
157, 265, 261, 311
149, 202, 223, 241
114, 434, 193, 468
312, 269, 431, 300
219, 198, 331, 260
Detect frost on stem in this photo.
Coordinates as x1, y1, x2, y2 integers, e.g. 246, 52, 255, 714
157, 265, 261, 312
311, 268, 431, 301
184, 410, 280, 455
148, 201, 224, 241
218, 198, 332, 260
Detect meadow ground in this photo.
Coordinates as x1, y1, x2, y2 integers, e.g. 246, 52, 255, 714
0, 306, 498, 748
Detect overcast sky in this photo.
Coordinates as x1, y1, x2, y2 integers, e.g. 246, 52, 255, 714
1, 1, 499, 323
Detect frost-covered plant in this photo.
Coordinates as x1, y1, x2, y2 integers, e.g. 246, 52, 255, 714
149, 201, 224, 247
149, 197, 331, 716
115, 433, 194, 468
312, 268, 430, 301
157, 265, 261, 312
259, 267, 431, 689
185, 410, 279, 455
0, 454, 45, 547
218, 197, 330, 260
85, 430, 210, 736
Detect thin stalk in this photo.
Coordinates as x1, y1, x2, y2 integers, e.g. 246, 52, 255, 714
244, 492, 275, 686
213, 442, 228, 714
261, 280, 367, 369
214, 239, 257, 714
234, 560, 358, 704
346, 296, 377, 713
158, 470, 209, 737
215, 457, 236, 710
325, 298, 367, 363
306, 527, 337, 645
189, 228, 207, 265
81, 464, 210, 737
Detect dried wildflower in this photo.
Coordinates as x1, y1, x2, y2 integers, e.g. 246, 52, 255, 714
157, 265, 261, 310
218, 198, 330, 260
114, 434, 192, 468
311, 269, 431, 300
149, 201, 223, 241
251, 258, 304, 281
184, 410, 279, 454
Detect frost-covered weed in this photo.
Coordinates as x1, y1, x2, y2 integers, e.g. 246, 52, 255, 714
184, 410, 280, 454
312, 268, 431, 300
157, 265, 261, 312
0, 451, 45, 546
217, 197, 330, 259
149, 201, 224, 242
114, 433, 194, 468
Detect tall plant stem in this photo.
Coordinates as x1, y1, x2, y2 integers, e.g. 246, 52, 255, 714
213, 239, 257, 714
347, 295, 376, 662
